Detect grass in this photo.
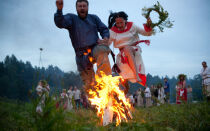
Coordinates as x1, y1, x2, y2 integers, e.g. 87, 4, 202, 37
0, 97, 209, 131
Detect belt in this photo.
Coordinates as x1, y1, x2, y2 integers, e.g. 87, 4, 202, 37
75, 44, 96, 52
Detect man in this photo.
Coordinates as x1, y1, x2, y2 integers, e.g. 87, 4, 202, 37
73, 87, 81, 109
200, 61, 210, 100
54, 0, 112, 93
163, 78, 170, 103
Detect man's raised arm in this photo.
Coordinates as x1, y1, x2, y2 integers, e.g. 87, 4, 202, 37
54, 0, 72, 29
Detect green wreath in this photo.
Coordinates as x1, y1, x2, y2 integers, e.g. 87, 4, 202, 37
142, 1, 173, 33
178, 74, 187, 80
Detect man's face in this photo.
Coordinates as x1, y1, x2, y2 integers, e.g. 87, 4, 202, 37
76, 2, 88, 19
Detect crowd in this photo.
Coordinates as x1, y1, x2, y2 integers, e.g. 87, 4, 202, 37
35, 61, 209, 112
35, 82, 90, 113
128, 61, 210, 107
128, 77, 194, 108
56, 86, 90, 111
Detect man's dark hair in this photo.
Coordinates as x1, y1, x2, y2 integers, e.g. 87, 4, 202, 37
76, 0, 89, 6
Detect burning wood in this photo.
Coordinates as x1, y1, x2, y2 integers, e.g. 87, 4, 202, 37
88, 72, 132, 126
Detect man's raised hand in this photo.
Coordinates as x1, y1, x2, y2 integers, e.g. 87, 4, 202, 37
56, 0, 63, 10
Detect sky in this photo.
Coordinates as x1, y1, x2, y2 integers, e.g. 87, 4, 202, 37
0, 0, 210, 78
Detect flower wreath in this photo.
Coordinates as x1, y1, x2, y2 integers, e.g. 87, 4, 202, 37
142, 1, 173, 33
178, 74, 187, 80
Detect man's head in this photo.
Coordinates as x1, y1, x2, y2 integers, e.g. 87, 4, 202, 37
164, 78, 167, 82
76, 0, 89, 19
202, 61, 207, 68
69, 86, 73, 90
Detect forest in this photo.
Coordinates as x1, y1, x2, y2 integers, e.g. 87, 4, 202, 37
0, 54, 203, 102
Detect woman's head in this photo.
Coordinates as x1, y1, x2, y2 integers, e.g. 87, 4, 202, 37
62, 89, 66, 93
157, 83, 162, 88
108, 11, 128, 30
178, 74, 186, 82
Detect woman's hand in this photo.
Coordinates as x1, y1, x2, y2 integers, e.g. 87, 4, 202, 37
146, 17, 152, 27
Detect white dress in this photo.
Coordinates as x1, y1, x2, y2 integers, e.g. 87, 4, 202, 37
137, 90, 143, 107
36, 85, 50, 113
109, 22, 150, 85
67, 90, 74, 110
200, 67, 210, 86
158, 87, 165, 105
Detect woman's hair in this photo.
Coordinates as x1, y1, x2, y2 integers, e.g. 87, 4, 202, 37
178, 74, 186, 81
108, 11, 128, 29
157, 83, 162, 88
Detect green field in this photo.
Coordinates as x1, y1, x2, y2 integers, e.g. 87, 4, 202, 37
0, 97, 209, 131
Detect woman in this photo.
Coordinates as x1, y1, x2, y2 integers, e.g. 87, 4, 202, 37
136, 88, 144, 107
176, 74, 187, 104
60, 89, 69, 110
36, 80, 50, 113
144, 85, 152, 107
67, 86, 74, 110
108, 11, 153, 86
157, 83, 165, 105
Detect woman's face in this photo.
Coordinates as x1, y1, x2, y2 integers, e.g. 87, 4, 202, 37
115, 17, 126, 31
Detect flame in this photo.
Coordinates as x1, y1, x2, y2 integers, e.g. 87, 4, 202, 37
83, 49, 94, 63
88, 56, 94, 63
88, 72, 132, 126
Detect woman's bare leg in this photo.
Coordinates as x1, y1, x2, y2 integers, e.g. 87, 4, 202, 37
123, 46, 141, 83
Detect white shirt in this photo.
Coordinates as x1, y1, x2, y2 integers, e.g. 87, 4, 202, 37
129, 95, 135, 104
158, 87, 165, 99
109, 22, 150, 49
74, 90, 81, 100
145, 87, 151, 97
67, 90, 74, 99
200, 67, 210, 85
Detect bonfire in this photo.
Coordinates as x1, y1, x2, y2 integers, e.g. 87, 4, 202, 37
88, 72, 132, 126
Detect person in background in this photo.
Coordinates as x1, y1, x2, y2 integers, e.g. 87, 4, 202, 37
67, 86, 74, 110
81, 90, 89, 109
60, 89, 69, 110
136, 88, 144, 107
187, 85, 193, 103
144, 85, 152, 107
200, 61, 210, 100
176, 74, 187, 104
150, 84, 157, 106
129, 94, 135, 107
164, 78, 170, 103
36, 80, 50, 113
157, 83, 165, 106
73, 87, 81, 109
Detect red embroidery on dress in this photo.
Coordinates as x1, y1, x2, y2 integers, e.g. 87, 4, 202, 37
111, 22, 133, 33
